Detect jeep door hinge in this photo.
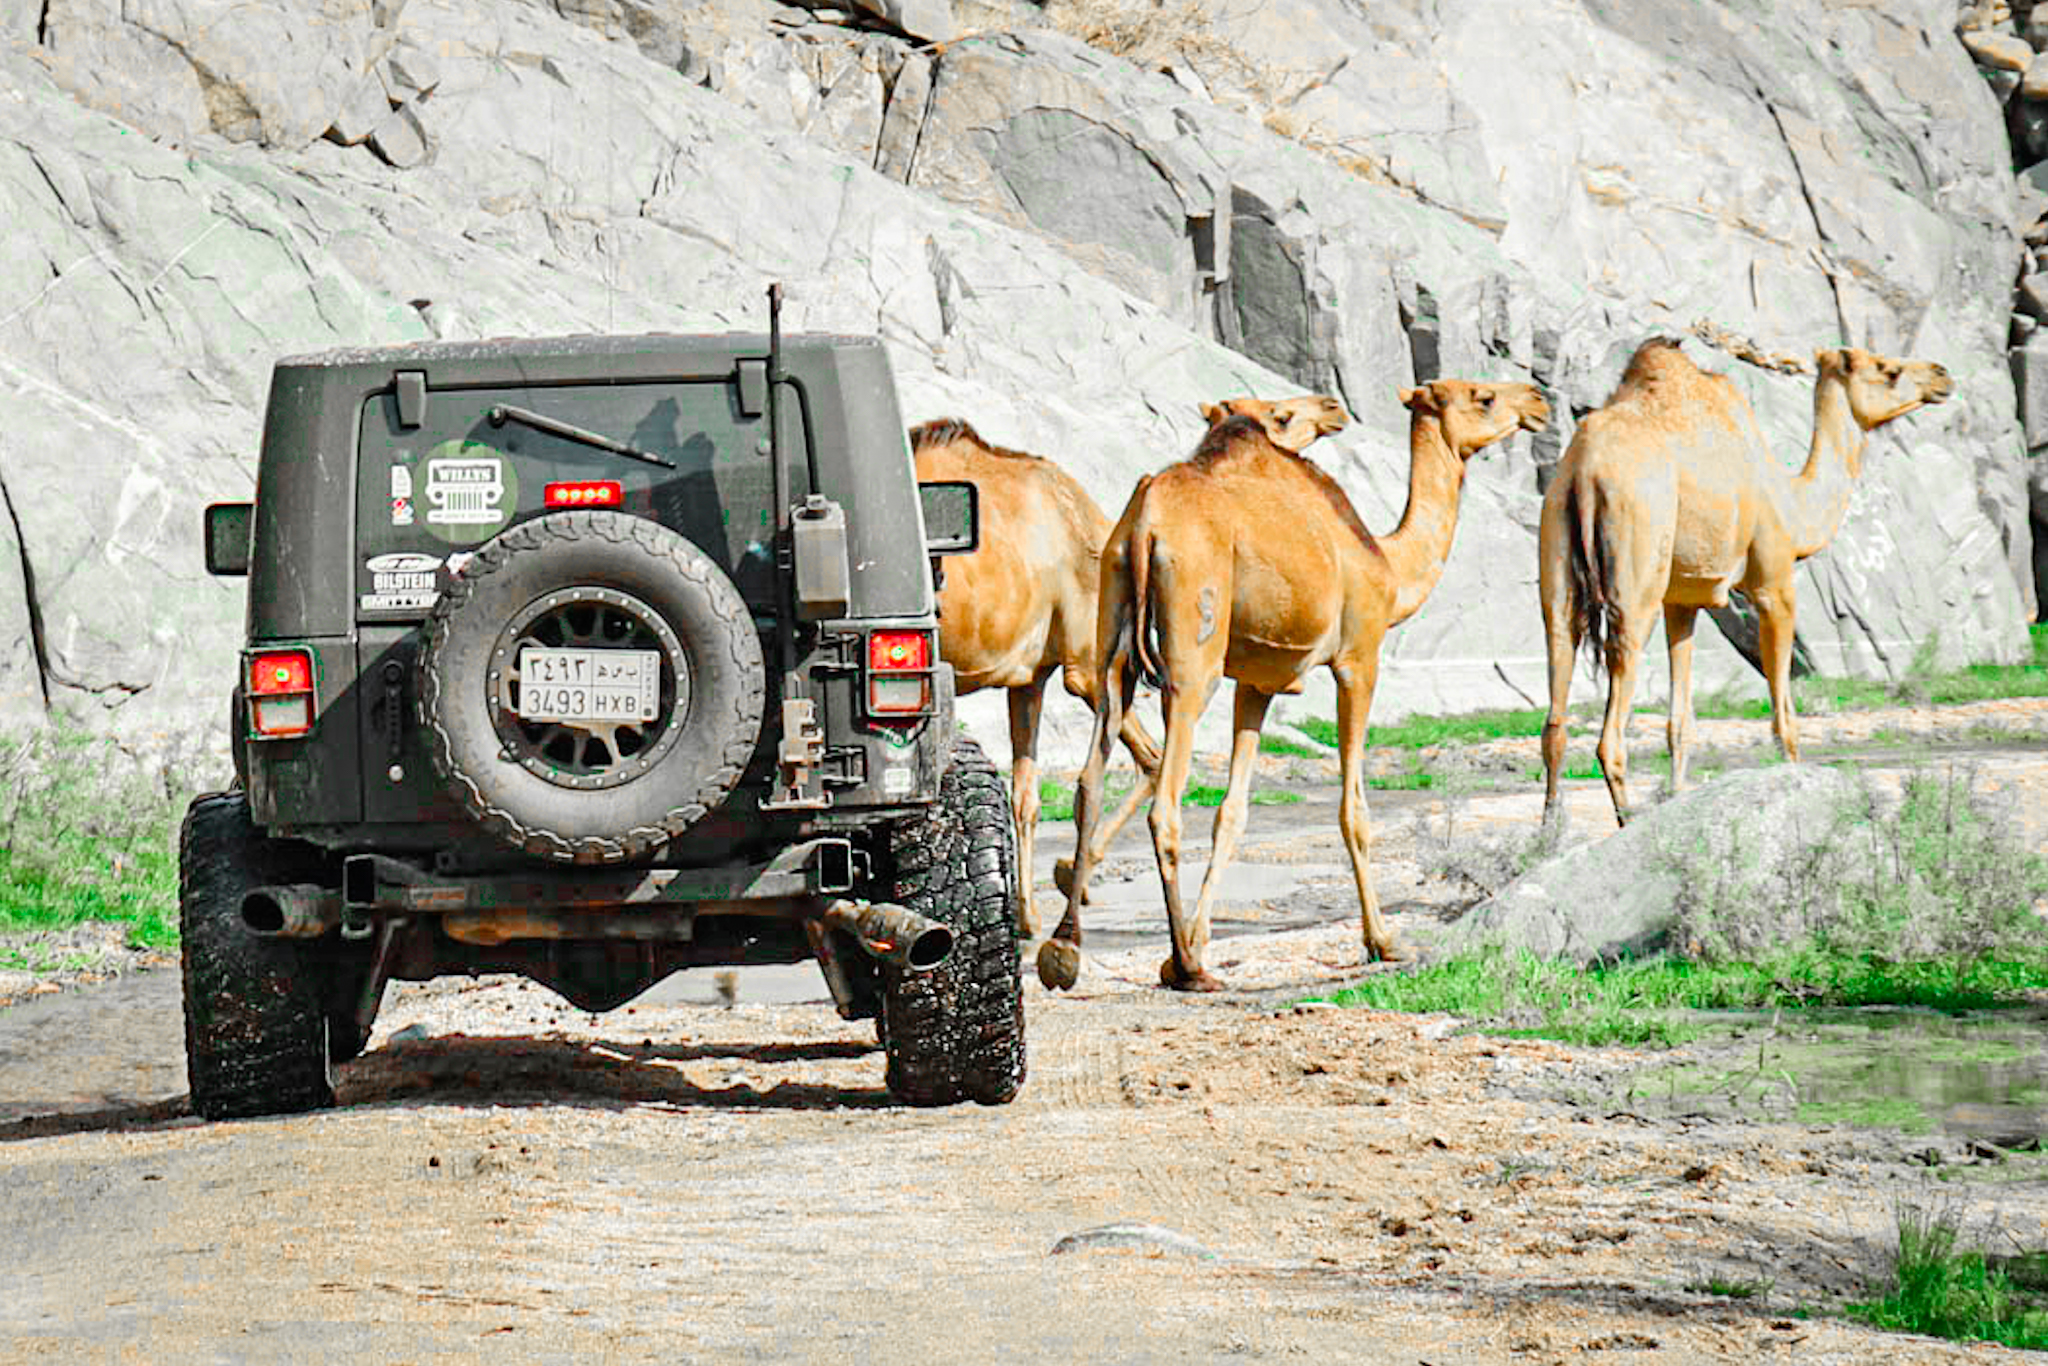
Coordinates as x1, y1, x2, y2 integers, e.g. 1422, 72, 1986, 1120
763, 696, 831, 810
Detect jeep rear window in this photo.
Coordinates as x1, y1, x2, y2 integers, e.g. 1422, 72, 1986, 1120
355, 381, 804, 620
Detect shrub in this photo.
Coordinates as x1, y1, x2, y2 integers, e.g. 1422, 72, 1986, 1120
0, 728, 203, 949
1666, 765, 2048, 968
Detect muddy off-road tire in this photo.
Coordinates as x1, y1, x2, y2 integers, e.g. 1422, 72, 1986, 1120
879, 738, 1026, 1106
181, 792, 339, 1121
419, 510, 765, 864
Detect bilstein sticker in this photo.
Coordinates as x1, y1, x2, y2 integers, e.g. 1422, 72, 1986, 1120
359, 551, 441, 613
421, 439, 518, 544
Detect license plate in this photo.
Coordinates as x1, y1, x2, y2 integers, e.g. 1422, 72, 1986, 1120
517, 648, 660, 723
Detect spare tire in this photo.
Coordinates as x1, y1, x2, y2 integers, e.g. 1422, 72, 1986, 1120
419, 510, 766, 863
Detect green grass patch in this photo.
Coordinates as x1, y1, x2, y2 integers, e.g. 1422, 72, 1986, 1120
1295, 709, 1551, 752
0, 730, 192, 952
1294, 623, 2046, 754
1846, 1204, 2048, 1350
1183, 784, 1304, 808
1326, 762, 2048, 1047
1695, 624, 2048, 720
1258, 732, 1319, 758
1036, 774, 1301, 821
1311, 946, 2048, 1049
1685, 1275, 1771, 1300
1038, 777, 1077, 822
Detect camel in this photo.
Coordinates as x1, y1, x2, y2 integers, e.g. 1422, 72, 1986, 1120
1039, 379, 1551, 992
911, 418, 1159, 938
1537, 339, 1954, 827
910, 402, 1348, 937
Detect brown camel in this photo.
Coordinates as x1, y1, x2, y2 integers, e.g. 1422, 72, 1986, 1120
911, 418, 1163, 938
910, 402, 1348, 936
1039, 379, 1551, 991
1538, 340, 1954, 827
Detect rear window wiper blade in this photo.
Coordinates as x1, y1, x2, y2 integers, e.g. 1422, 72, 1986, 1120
486, 404, 677, 470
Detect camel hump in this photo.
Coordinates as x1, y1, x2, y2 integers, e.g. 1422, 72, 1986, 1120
1606, 336, 1709, 406
908, 417, 983, 451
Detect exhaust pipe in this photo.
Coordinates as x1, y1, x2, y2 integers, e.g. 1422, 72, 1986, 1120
240, 884, 342, 938
819, 899, 953, 972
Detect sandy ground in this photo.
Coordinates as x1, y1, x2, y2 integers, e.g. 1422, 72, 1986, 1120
0, 699, 2045, 1363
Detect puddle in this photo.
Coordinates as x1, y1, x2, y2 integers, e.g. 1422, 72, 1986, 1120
1615, 1007, 2048, 1144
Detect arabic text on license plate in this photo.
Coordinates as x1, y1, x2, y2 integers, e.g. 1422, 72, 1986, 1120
518, 649, 659, 722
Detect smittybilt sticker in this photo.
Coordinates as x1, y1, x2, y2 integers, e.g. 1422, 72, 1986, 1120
359, 551, 441, 613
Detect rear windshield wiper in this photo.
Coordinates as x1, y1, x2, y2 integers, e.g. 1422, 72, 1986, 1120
486, 404, 676, 470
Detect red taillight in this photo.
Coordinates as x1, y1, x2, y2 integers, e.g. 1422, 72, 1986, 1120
249, 649, 313, 696
544, 480, 624, 509
868, 631, 929, 672
867, 631, 931, 715
247, 648, 315, 738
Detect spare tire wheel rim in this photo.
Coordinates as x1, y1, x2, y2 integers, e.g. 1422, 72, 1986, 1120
487, 586, 690, 790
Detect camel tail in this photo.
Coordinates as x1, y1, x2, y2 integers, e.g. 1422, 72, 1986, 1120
1565, 477, 1619, 676
1128, 506, 1168, 693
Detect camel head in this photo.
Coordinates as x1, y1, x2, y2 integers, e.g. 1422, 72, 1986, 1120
1813, 347, 1955, 429
1398, 379, 1551, 459
1199, 394, 1350, 453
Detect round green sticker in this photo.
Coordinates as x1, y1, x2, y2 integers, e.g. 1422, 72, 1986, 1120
419, 439, 519, 544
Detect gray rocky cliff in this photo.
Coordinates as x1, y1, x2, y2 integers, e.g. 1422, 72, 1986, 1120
0, 0, 2034, 768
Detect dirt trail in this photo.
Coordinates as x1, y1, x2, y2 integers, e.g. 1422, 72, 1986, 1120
1, 701, 2045, 1363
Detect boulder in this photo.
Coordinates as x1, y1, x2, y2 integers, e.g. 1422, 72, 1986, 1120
379, 43, 440, 100
39, 0, 401, 149
367, 99, 431, 167
2010, 331, 2048, 449
1963, 28, 2036, 70
2, 0, 39, 40
844, 0, 954, 45
1437, 766, 1868, 964
2024, 49, 2048, 99
324, 69, 391, 145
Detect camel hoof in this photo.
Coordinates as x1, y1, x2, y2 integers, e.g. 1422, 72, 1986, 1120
1366, 939, 1411, 965
1051, 859, 1093, 906
1159, 959, 1225, 993
1036, 939, 1081, 991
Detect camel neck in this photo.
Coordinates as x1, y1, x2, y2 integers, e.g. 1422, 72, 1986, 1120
1785, 377, 1867, 560
1380, 416, 1467, 626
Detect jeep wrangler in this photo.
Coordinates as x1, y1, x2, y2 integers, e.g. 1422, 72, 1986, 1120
188, 290, 1025, 1119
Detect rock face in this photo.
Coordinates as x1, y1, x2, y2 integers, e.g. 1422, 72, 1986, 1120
1439, 767, 1869, 965
0, 0, 2035, 769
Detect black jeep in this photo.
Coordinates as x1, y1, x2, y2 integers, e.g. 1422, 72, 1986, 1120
189, 294, 1024, 1118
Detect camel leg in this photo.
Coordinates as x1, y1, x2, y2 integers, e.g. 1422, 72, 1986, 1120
1663, 603, 1699, 794
1036, 659, 1129, 991
1596, 615, 1653, 828
1332, 655, 1403, 962
1005, 674, 1050, 940
1096, 711, 1163, 856
1753, 586, 1801, 763
1538, 591, 1577, 829
1147, 670, 1214, 993
1052, 691, 1163, 908
1161, 684, 1272, 992
1537, 488, 1577, 831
